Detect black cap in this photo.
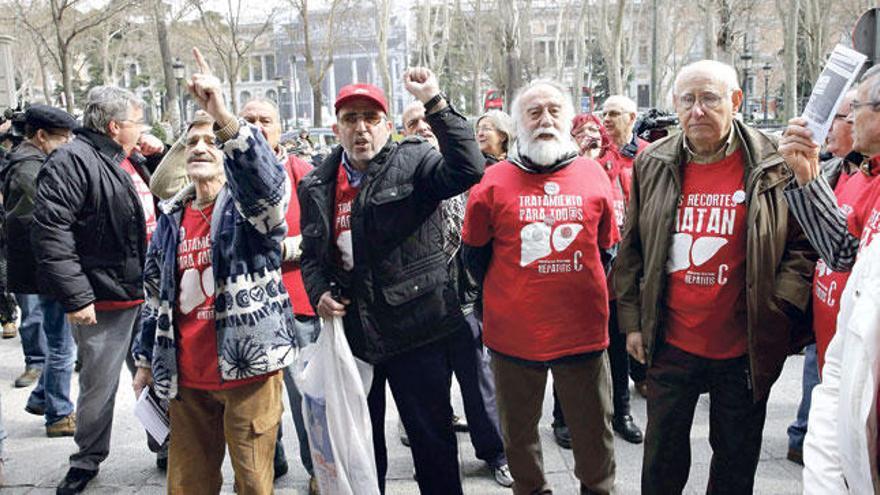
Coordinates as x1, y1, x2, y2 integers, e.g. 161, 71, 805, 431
24, 105, 77, 131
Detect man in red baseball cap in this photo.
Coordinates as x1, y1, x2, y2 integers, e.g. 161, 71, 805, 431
299, 68, 485, 494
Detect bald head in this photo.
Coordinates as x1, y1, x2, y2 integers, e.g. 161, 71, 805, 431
673, 60, 741, 97
402, 101, 438, 149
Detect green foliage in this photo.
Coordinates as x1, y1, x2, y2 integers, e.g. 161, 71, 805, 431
151, 121, 168, 142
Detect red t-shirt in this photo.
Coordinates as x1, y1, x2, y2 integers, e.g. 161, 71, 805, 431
462, 158, 619, 361
175, 202, 265, 390
664, 149, 748, 359
595, 149, 630, 300
94, 157, 154, 312
281, 155, 315, 316
333, 165, 360, 271
813, 166, 879, 373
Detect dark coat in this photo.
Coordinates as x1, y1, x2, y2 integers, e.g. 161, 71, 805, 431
298, 106, 484, 363
1, 142, 44, 293
31, 128, 149, 312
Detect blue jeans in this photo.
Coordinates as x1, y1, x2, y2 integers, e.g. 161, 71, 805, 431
279, 315, 321, 475
787, 344, 819, 452
26, 297, 75, 424
15, 293, 47, 369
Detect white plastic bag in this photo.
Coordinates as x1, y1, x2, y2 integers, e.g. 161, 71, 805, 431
293, 316, 379, 495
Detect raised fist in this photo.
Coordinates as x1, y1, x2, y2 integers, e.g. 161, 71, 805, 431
404, 67, 441, 104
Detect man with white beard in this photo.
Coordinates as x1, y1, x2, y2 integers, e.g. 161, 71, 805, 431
461, 79, 617, 495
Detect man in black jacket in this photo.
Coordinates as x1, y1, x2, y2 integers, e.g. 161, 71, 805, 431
31, 86, 161, 494
1, 105, 78, 437
298, 68, 484, 495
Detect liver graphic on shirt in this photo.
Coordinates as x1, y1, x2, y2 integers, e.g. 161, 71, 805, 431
665, 233, 728, 274
179, 267, 215, 315
520, 221, 584, 266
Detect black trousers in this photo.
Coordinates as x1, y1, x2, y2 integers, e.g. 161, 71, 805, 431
367, 332, 463, 495
642, 343, 768, 495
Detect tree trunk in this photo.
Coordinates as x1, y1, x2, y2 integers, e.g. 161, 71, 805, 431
501, 0, 521, 108
607, 0, 626, 95
375, 0, 393, 122
152, 0, 181, 135
470, 0, 483, 114
61, 49, 74, 113
776, 0, 800, 120
37, 47, 53, 105
702, 1, 716, 60
572, 0, 589, 107
312, 85, 323, 127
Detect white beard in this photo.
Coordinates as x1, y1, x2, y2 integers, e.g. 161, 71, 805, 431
517, 126, 578, 167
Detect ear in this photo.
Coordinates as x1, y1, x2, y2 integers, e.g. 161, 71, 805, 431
731, 89, 744, 112
107, 120, 121, 139
331, 123, 340, 139
385, 120, 393, 134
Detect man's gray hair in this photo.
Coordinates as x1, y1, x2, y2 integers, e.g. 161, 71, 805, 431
673, 60, 741, 95
510, 79, 575, 135
82, 86, 144, 134
859, 65, 880, 103
241, 97, 280, 120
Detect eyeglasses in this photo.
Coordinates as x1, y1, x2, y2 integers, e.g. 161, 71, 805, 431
604, 110, 622, 118
675, 92, 728, 111
851, 99, 880, 112
339, 111, 385, 128
476, 125, 497, 133
832, 113, 850, 121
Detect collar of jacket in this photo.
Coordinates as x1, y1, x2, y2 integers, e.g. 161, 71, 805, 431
649, 120, 787, 190
307, 139, 396, 188
74, 127, 126, 164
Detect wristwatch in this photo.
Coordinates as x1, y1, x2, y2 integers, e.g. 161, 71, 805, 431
424, 92, 447, 113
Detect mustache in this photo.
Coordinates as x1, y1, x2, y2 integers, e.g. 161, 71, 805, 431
187, 152, 214, 163
531, 126, 561, 139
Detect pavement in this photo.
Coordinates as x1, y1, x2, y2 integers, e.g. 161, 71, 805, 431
0, 334, 805, 494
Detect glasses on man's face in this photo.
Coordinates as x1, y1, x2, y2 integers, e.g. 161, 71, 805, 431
339, 111, 385, 128
851, 99, 880, 113
676, 92, 727, 111
603, 110, 622, 118
119, 119, 148, 132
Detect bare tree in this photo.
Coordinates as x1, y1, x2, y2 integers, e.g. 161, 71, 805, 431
373, 0, 393, 122
775, 0, 800, 120
191, 0, 275, 114
595, 0, 627, 95
289, 0, 348, 127
12, 0, 137, 112
499, 0, 522, 107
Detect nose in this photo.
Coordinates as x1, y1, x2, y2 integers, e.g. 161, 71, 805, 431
690, 104, 706, 119
354, 117, 368, 132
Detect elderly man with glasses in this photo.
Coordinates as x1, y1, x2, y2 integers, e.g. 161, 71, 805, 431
298, 70, 484, 494
614, 59, 814, 494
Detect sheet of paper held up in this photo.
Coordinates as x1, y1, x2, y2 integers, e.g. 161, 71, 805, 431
134, 387, 169, 445
801, 44, 867, 145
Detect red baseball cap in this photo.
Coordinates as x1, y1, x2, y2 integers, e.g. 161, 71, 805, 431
334, 83, 389, 115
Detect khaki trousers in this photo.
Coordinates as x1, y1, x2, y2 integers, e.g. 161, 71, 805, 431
492, 352, 615, 495
167, 372, 283, 495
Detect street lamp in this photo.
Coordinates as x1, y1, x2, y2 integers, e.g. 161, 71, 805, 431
740, 45, 753, 122
172, 58, 186, 134
762, 62, 773, 125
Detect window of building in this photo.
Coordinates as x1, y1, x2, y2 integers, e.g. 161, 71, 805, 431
252, 56, 263, 81
265, 55, 276, 80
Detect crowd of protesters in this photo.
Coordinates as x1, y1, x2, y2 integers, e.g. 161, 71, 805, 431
0, 39, 879, 495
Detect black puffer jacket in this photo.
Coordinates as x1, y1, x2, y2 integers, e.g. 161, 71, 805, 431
31, 128, 148, 312
298, 106, 484, 363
